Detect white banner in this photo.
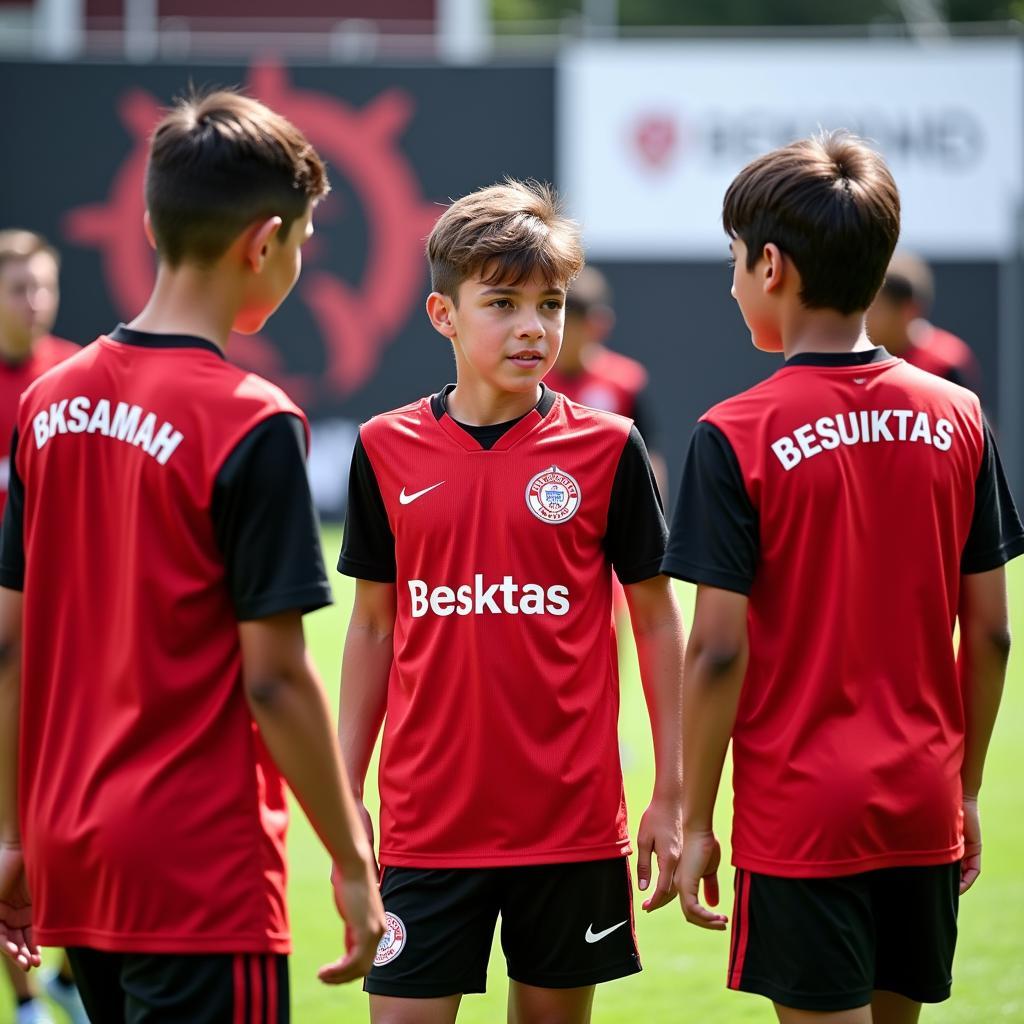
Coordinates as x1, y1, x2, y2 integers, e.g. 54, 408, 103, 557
559, 39, 1024, 259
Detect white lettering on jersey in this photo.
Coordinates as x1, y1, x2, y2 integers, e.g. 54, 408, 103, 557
31, 396, 184, 465
770, 410, 956, 471
408, 575, 570, 617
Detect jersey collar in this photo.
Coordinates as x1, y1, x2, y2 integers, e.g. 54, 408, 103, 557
431, 383, 558, 452
784, 347, 894, 367
108, 324, 225, 360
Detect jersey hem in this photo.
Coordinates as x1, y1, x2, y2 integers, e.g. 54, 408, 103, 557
379, 840, 631, 869
235, 581, 334, 620
660, 557, 752, 595
732, 843, 962, 878
35, 928, 291, 955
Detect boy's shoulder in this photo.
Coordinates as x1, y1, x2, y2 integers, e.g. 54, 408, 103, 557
554, 389, 634, 439
359, 394, 434, 438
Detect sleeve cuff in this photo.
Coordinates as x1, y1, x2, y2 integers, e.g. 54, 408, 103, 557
235, 581, 334, 621
337, 555, 397, 583
961, 533, 1024, 575
615, 554, 667, 585
660, 557, 753, 595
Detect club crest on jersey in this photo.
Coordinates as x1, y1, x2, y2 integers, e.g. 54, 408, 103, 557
526, 466, 581, 524
373, 911, 407, 967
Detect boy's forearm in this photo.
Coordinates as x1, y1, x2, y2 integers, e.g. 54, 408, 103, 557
338, 622, 393, 798
632, 600, 685, 799
682, 637, 747, 832
958, 622, 1010, 799
0, 645, 20, 844
248, 658, 372, 875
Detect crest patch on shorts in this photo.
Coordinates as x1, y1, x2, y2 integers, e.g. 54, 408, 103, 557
373, 911, 408, 967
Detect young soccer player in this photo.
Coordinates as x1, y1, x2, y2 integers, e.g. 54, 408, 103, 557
663, 132, 1024, 1024
866, 250, 983, 393
0, 230, 87, 1024
338, 180, 684, 1024
0, 90, 385, 1022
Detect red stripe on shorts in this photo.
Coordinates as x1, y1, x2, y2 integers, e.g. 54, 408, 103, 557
728, 869, 752, 990
265, 956, 278, 1024
249, 954, 264, 1024
233, 954, 246, 1024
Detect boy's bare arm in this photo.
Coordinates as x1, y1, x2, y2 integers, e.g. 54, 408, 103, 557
624, 575, 685, 912
957, 566, 1012, 895
338, 580, 395, 848
238, 610, 385, 983
0, 587, 39, 972
676, 584, 748, 931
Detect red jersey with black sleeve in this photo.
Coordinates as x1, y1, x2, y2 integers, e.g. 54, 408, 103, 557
0, 325, 332, 954
0, 334, 79, 515
339, 386, 667, 867
663, 348, 1024, 879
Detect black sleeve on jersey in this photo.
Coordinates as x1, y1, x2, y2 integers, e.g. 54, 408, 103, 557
661, 421, 759, 595
961, 419, 1024, 574
212, 413, 333, 620
629, 388, 659, 453
337, 434, 396, 583
0, 429, 25, 591
604, 425, 669, 584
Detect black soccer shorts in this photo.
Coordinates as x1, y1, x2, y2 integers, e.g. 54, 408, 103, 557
365, 858, 641, 998
65, 948, 289, 1023
726, 862, 960, 1012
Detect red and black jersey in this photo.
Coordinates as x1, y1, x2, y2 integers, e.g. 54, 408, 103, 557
905, 324, 982, 393
544, 347, 657, 447
339, 386, 667, 868
0, 334, 79, 514
0, 325, 332, 954
664, 348, 1024, 878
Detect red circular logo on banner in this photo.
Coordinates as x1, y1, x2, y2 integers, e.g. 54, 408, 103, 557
64, 60, 441, 406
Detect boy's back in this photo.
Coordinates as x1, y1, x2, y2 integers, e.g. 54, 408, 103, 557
670, 350, 989, 876
6, 326, 324, 952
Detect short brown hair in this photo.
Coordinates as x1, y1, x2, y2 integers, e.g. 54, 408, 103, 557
722, 131, 900, 315
427, 179, 584, 301
565, 266, 612, 316
146, 89, 329, 267
879, 250, 934, 312
0, 229, 59, 278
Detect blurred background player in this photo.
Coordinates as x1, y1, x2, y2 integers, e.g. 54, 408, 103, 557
0, 231, 78, 516
544, 267, 667, 497
0, 231, 85, 1024
866, 249, 983, 393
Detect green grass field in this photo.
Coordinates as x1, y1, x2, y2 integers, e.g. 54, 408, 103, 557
9, 528, 1024, 1022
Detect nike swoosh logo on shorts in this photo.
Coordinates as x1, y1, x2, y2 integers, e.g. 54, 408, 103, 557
399, 481, 445, 505
585, 920, 627, 944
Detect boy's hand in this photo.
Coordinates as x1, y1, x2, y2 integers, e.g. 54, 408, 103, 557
0, 843, 40, 971
636, 795, 682, 912
960, 796, 982, 895
676, 829, 728, 931
319, 859, 386, 985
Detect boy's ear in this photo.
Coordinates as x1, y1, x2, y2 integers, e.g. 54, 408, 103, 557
762, 243, 786, 294
426, 292, 458, 339
142, 211, 157, 251
244, 216, 284, 272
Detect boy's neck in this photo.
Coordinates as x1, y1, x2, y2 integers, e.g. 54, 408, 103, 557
782, 308, 875, 361
446, 381, 543, 427
127, 263, 238, 351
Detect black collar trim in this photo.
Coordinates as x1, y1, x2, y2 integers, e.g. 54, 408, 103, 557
785, 347, 893, 368
108, 324, 225, 360
429, 382, 556, 425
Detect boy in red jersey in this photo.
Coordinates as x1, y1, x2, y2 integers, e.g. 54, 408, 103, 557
866, 250, 983, 393
664, 132, 1024, 1024
0, 231, 79, 518
0, 91, 385, 1022
338, 180, 684, 1024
